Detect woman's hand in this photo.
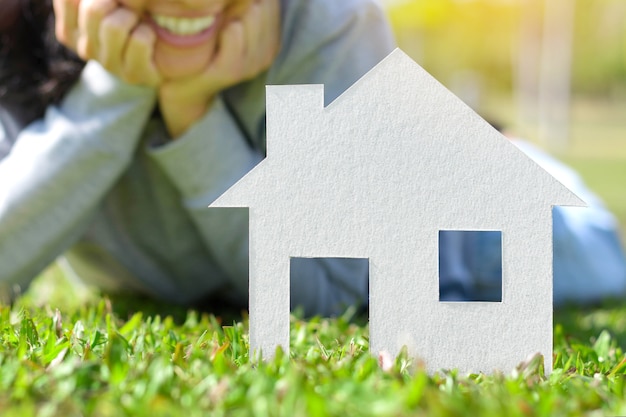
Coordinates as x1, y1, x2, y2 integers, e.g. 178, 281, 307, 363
158, 0, 280, 138
53, 0, 161, 87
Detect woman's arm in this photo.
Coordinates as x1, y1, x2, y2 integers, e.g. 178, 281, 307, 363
0, 62, 155, 298
147, 0, 396, 314
512, 140, 626, 304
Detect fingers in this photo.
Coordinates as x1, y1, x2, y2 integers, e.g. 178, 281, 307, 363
76, 0, 117, 60
223, 0, 254, 22
239, 0, 280, 78
123, 23, 161, 86
98, 8, 139, 74
241, 2, 260, 72
53, 0, 80, 49
210, 18, 245, 86
56, 0, 158, 87
267, 0, 281, 54
197, 0, 279, 91
257, 0, 281, 70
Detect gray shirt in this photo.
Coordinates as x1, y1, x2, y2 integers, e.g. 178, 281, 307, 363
0, 0, 395, 315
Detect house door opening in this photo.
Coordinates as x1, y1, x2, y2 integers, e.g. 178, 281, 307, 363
289, 256, 369, 322
438, 230, 503, 302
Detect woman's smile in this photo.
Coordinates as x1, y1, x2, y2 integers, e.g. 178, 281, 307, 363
117, 0, 252, 78
149, 13, 220, 47
151, 14, 217, 36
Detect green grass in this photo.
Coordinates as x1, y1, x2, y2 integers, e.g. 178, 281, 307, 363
1, 96, 625, 416
1, 269, 626, 416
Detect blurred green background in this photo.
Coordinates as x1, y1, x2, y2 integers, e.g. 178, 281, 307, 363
382, 0, 626, 238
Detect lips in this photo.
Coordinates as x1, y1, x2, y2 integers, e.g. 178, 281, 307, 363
152, 14, 216, 35
149, 14, 219, 47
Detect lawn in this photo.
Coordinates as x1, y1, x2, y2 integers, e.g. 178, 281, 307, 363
1, 97, 625, 416
1, 267, 626, 416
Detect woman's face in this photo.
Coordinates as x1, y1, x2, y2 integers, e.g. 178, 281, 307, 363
118, 0, 253, 79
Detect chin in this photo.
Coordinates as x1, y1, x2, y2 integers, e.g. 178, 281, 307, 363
155, 43, 216, 80
157, 60, 207, 79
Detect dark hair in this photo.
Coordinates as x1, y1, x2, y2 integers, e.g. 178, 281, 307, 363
0, 0, 85, 125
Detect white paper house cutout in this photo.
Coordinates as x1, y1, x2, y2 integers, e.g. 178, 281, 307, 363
211, 49, 585, 373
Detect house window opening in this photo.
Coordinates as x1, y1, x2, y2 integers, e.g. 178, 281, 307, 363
289, 257, 369, 322
438, 230, 502, 302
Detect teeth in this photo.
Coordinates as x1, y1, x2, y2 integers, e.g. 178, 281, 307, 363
152, 14, 216, 36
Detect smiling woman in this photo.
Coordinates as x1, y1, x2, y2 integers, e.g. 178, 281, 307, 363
0, 0, 396, 315
117, 0, 236, 78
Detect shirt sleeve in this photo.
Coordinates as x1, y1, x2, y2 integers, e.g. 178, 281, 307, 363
147, 0, 396, 309
512, 141, 626, 304
147, 96, 262, 295
0, 61, 156, 298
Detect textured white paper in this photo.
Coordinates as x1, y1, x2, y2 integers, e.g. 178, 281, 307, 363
211, 49, 585, 374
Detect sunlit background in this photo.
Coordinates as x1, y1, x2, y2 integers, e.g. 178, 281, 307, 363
381, 0, 626, 237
